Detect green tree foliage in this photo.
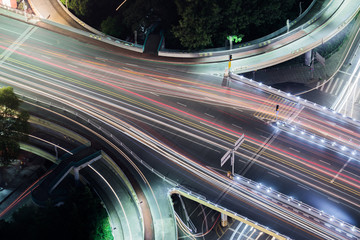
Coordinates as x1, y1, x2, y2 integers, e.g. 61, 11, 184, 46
120, 0, 178, 43
0, 87, 29, 166
172, 0, 221, 50
67, 0, 118, 28
0, 186, 113, 240
65, 0, 310, 50
100, 15, 128, 39
172, 0, 298, 49
68, 0, 92, 17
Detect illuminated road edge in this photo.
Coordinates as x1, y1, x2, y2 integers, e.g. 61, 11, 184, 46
230, 73, 360, 125
169, 188, 290, 240
13, 72, 360, 239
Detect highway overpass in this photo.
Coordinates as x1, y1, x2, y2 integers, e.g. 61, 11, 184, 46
1, 4, 360, 240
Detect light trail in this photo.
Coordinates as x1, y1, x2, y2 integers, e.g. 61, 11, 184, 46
0, 170, 53, 218
2, 52, 360, 201
24, 101, 164, 240
4, 73, 349, 238
88, 164, 132, 240
2, 49, 360, 211
1, 18, 360, 238
28, 134, 73, 154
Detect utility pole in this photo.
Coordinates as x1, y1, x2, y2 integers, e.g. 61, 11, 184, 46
228, 35, 233, 74
220, 134, 245, 178
310, 52, 315, 79
286, 19, 290, 33
22, 0, 27, 20
228, 54, 232, 73
229, 36, 233, 51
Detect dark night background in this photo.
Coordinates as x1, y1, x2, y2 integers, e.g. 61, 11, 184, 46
63, 0, 312, 50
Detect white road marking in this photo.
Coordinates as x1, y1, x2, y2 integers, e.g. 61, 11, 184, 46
67, 64, 78, 68
177, 102, 187, 107
125, 63, 138, 67
327, 197, 340, 204
342, 169, 359, 179
329, 79, 341, 95
150, 92, 159, 96
230, 222, 243, 240
339, 70, 352, 76
298, 184, 309, 190
149, 77, 160, 81
325, 79, 333, 92
31, 37, 53, 45
95, 57, 107, 61
232, 124, 243, 129
289, 147, 300, 153
319, 159, 331, 165
334, 79, 344, 95
268, 171, 280, 178
320, 80, 325, 91
41, 55, 52, 59
205, 113, 214, 118
354, 89, 360, 104
331, 158, 351, 183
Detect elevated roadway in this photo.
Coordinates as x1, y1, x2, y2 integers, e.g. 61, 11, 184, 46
1, 5, 360, 240
158, 0, 360, 75
8, 0, 360, 76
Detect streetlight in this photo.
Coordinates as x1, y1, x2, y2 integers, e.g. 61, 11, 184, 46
22, 0, 27, 20
286, 19, 290, 32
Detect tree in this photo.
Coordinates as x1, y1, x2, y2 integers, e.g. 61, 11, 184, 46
172, 0, 221, 50
101, 16, 128, 38
69, 0, 91, 17
63, 0, 307, 50
0, 87, 29, 166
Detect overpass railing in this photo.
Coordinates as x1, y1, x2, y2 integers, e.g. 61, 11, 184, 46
158, 0, 341, 58
230, 72, 360, 128
169, 187, 291, 240
0, 3, 144, 53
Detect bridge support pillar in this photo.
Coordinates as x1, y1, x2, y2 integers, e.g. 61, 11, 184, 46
305, 50, 312, 66
74, 167, 80, 183
221, 213, 228, 227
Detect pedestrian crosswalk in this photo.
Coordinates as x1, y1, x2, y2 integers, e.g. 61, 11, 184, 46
254, 94, 298, 121
317, 77, 346, 96
316, 77, 360, 104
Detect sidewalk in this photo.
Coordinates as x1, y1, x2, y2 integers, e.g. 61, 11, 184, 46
28, 0, 86, 30
244, 14, 360, 87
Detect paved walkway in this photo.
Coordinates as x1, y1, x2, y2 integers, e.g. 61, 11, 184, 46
28, 0, 86, 30
245, 15, 360, 87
